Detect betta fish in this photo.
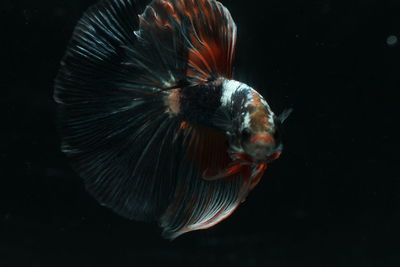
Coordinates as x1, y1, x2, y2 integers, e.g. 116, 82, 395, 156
54, 0, 291, 239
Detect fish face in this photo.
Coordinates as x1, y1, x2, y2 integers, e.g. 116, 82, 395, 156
232, 85, 281, 165
241, 129, 282, 164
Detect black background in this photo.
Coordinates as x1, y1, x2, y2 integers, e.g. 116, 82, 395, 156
1, 0, 399, 266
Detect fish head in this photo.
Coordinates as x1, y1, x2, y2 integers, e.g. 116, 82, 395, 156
240, 128, 282, 164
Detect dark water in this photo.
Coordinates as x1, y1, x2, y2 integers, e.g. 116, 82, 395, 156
1, 0, 399, 266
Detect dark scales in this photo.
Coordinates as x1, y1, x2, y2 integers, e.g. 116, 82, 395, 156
179, 80, 223, 127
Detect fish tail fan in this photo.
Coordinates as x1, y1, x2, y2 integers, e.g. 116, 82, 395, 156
160, 175, 247, 240
54, 0, 138, 105
55, 0, 241, 236
160, 161, 254, 239
158, 125, 254, 239
54, 0, 187, 221
159, 163, 269, 239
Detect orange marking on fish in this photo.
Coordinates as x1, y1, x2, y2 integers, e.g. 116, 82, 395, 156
251, 91, 264, 106
251, 133, 273, 144
226, 164, 243, 176
258, 164, 267, 171
179, 121, 189, 130
250, 164, 267, 190
162, 21, 172, 28
162, 0, 182, 25
172, 0, 234, 80
249, 92, 271, 132
203, 163, 243, 181
161, 0, 175, 15
234, 152, 252, 163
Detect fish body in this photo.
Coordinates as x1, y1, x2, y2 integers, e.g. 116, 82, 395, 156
54, 0, 288, 239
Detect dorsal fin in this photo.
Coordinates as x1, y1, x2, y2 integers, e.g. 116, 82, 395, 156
138, 0, 237, 84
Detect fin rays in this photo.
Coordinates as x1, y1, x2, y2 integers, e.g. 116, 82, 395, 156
55, 0, 250, 239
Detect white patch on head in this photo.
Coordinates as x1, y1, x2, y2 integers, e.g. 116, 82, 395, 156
268, 114, 275, 127
242, 112, 251, 131
266, 105, 275, 127
257, 93, 275, 128
221, 80, 277, 130
260, 97, 269, 108
221, 80, 244, 105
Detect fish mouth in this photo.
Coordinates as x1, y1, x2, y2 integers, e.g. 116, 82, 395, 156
228, 150, 281, 166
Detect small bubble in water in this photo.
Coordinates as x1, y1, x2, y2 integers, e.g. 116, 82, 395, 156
387, 35, 398, 46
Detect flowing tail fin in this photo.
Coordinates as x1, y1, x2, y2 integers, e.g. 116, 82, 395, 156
54, 0, 260, 238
